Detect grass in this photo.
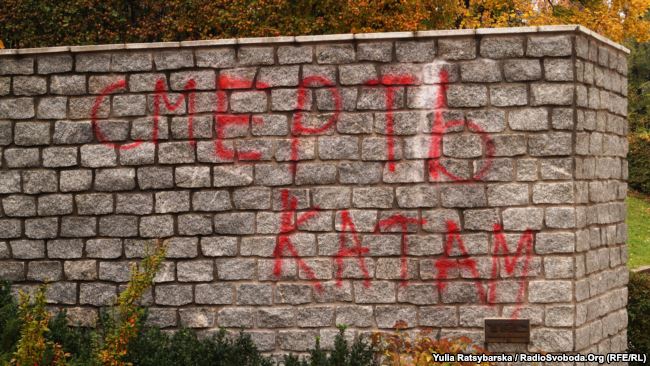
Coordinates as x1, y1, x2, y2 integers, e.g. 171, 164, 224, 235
627, 191, 650, 269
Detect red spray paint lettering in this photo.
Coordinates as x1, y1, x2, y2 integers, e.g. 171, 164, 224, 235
88, 72, 538, 316
213, 75, 268, 160
154, 78, 197, 146
272, 189, 323, 291
376, 214, 426, 287
434, 220, 487, 301
488, 223, 534, 318
334, 210, 371, 288
290, 75, 341, 174
427, 70, 495, 182
92, 78, 197, 149
365, 75, 418, 172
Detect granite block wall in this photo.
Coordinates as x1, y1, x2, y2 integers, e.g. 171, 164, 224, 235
0, 26, 629, 354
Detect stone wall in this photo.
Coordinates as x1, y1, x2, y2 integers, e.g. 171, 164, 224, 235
0, 25, 629, 354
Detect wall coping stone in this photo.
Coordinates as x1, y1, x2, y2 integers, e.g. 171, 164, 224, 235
0, 24, 630, 56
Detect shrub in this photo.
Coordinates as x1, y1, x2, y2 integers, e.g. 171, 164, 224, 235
629, 132, 650, 195
371, 324, 494, 366
282, 325, 376, 366
10, 285, 69, 366
0, 0, 648, 48
628, 271, 650, 365
125, 327, 274, 366
47, 312, 96, 366
96, 240, 166, 366
0, 281, 20, 364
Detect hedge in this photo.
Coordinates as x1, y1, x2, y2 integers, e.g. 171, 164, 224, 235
0, 0, 457, 49
629, 133, 650, 195
628, 271, 650, 365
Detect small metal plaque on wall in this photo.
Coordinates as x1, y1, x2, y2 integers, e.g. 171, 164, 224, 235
484, 319, 530, 343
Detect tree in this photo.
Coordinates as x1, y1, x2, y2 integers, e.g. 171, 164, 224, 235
1, 0, 649, 48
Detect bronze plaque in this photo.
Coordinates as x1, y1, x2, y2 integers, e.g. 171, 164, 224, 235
484, 318, 530, 343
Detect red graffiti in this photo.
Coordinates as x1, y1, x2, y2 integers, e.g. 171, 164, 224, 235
86, 70, 539, 316
92, 70, 495, 181
427, 70, 495, 182
488, 223, 534, 318
289, 75, 341, 174
434, 220, 487, 301
92, 78, 197, 149
292, 76, 341, 135
377, 214, 426, 287
154, 78, 196, 145
335, 210, 371, 288
214, 76, 268, 160
91, 79, 140, 150
272, 189, 323, 291
366, 75, 418, 172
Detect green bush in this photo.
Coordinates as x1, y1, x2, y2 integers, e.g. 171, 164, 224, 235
629, 133, 650, 195
282, 326, 376, 366
125, 327, 275, 366
0, 0, 456, 49
628, 271, 650, 365
0, 280, 376, 366
0, 281, 20, 364
48, 312, 96, 366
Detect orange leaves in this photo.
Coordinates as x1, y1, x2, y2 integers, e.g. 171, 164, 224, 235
523, 0, 650, 43
1, 0, 648, 48
372, 327, 495, 366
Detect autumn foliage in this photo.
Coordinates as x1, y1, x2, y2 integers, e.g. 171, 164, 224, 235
371, 322, 494, 366
0, 0, 648, 49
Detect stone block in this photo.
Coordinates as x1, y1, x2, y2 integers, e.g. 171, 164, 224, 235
316, 44, 355, 64
0, 57, 34, 75
139, 215, 174, 238
195, 283, 234, 304
214, 213, 255, 235
11, 240, 44, 259
480, 36, 524, 58
177, 260, 214, 282
111, 52, 152, 72
47, 239, 83, 259
237, 284, 273, 305
99, 215, 139, 237
531, 83, 574, 105
504, 59, 541, 81
277, 46, 312, 64
509, 108, 548, 131
95, 168, 135, 191
217, 307, 255, 328
22, 170, 57, 194
80, 144, 117, 167
155, 284, 193, 306
43, 147, 78, 168
238, 47, 274, 65
13, 76, 47, 96
54, 120, 93, 144
446, 84, 487, 107
154, 50, 193, 70
358, 42, 392, 62
4, 148, 40, 168
3, 195, 36, 217
396, 41, 435, 62
64, 260, 97, 280
490, 84, 527, 106
196, 48, 236, 68
527, 35, 572, 57
60, 170, 92, 192
438, 38, 476, 60
0, 98, 35, 119
51, 75, 86, 95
